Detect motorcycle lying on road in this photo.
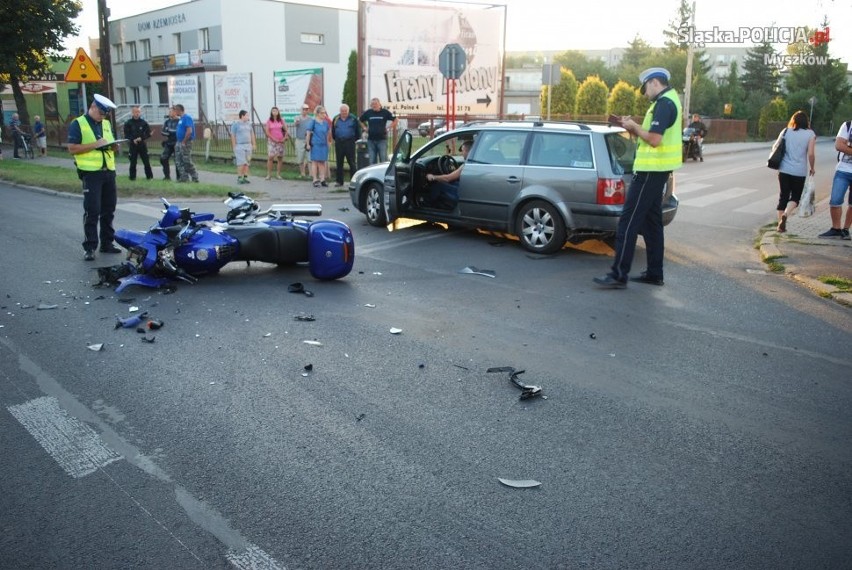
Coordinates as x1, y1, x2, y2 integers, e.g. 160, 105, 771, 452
101, 194, 354, 292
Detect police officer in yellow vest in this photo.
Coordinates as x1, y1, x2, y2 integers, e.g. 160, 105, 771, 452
594, 67, 682, 289
68, 94, 122, 261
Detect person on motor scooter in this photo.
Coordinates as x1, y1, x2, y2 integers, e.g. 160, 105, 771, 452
687, 114, 707, 162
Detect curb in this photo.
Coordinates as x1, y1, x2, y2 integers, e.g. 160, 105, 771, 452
759, 230, 851, 307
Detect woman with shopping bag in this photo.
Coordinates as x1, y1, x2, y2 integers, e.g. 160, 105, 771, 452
774, 110, 815, 232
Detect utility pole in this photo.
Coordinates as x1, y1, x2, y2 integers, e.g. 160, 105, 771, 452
97, 0, 114, 103
683, 1, 696, 126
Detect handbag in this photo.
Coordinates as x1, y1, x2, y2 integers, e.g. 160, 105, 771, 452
767, 128, 787, 169
798, 175, 815, 217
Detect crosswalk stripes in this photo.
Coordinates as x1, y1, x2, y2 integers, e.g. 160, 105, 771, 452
680, 186, 759, 207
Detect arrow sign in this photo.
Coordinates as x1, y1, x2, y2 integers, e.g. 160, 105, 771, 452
476, 94, 492, 107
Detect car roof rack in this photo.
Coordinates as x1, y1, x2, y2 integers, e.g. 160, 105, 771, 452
461, 119, 592, 131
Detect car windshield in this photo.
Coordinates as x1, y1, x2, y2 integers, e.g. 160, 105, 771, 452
605, 131, 636, 175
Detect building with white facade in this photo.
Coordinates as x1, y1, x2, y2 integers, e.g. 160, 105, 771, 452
108, 0, 357, 121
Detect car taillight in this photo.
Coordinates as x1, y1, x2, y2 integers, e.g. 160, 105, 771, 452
597, 178, 625, 205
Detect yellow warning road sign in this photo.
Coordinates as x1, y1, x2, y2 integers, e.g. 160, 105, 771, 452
65, 48, 103, 83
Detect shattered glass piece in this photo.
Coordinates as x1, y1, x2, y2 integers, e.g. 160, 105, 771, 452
389, 328, 403, 334
36, 304, 58, 310
263, 333, 272, 337
129, 306, 140, 312
87, 343, 104, 351
498, 478, 542, 489
303, 340, 323, 346
372, 272, 382, 276
459, 266, 496, 278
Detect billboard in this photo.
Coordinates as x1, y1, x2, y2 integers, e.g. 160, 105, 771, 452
168, 76, 200, 119
360, 1, 505, 116
214, 73, 253, 123
273, 68, 324, 119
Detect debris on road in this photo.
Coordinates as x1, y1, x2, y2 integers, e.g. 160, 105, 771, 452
389, 328, 403, 334
288, 282, 314, 297
115, 311, 149, 329
487, 366, 544, 400
87, 343, 104, 351
141, 336, 156, 343
459, 266, 496, 278
294, 314, 316, 322
147, 319, 164, 330
36, 304, 58, 310
303, 340, 323, 346
498, 478, 542, 489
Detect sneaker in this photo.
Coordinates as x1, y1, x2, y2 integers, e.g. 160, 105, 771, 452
842, 229, 851, 240
593, 274, 627, 289
99, 244, 122, 254
320, 180, 328, 187
312, 181, 320, 188
83, 250, 95, 261
818, 228, 843, 239
777, 214, 787, 233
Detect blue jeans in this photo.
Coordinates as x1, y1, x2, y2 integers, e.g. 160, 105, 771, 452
829, 169, 852, 206
367, 139, 388, 164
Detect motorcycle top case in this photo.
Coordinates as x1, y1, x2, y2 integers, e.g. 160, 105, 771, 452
307, 220, 354, 280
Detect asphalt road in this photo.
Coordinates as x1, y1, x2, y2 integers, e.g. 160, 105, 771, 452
1, 146, 850, 569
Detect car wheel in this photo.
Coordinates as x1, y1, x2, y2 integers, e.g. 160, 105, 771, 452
515, 200, 566, 254
363, 182, 386, 227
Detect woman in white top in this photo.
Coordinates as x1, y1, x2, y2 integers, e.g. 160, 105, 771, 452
775, 110, 816, 232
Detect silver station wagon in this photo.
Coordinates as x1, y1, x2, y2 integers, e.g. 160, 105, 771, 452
349, 120, 679, 254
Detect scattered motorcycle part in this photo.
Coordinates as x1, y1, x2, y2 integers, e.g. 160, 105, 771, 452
459, 266, 496, 278
141, 336, 156, 343
303, 340, 323, 346
115, 311, 149, 329
498, 478, 542, 489
294, 314, 316, 321
304, 364, 313, 372
390, 328, 403, 334
147, 319, 164, 330
486, 366, 543, 400
36, 304, 58, 310
86, 343, 104, 351
288, 282, 314, 297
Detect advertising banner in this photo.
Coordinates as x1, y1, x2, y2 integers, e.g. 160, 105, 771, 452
361, 1, 505, 116
273, 68, 324, 119
167, 76, 200, 119
214, 73, 253, 123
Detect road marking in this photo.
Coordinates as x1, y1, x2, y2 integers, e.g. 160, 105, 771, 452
672, 182, 712, 195
118, 202, 164, 218
677, 163, 763, 184
357, 229, 451, 255
734, 195, 778, 214
7, 396, 122, 478
226, 544, 285, 570
680, 187, 759, 208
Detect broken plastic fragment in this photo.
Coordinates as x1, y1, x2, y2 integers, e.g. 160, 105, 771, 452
498, 478, 542, 489
263, 333, 272, 337
304, 364, 313, 372
389, 328, 403, 334
146, 319, 164, 330
141, 336, 156, 343
356, 413, 366, 422
590, 333, 596, 339
115, 311, 149, 329
487, 366, 543, 400
129, 306, 140, 312
303, 340, 323, 346
459, 266, 496, 278
87, 343, 104, 351
294, 314, 316, 322
363, 304, 376, 308
37, 304, 58, 310
288, 282, 314, 297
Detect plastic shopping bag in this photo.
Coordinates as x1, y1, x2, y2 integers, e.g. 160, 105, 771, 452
799, 175, 815, 218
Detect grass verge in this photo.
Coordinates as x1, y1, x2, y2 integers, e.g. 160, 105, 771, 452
818, 275, 852, 291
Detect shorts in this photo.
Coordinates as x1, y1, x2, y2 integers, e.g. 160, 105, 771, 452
777, 172, 805, 210
829, 169, 852, 206
295, 138, 307, 164
234, 144, 252, 167
268, 140, 285, 158
36, 136, 47, 149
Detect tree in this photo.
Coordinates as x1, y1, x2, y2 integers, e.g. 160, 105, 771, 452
783, 22, 850, 133
622, 35, 654, 68
717, 60, 745, 118
607, 81, 637, 116
740, 40, 781, 96
689, 74, 720, 117
758, 97, 787, 139
541, 68, 578, 117
663, 0, 694, 52
553, 50, 617, 86
0, 0, 81, 128
575, 75, 608, 116
342, 50, 357, 111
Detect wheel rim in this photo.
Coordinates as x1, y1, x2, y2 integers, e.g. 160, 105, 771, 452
366, 186, 382, 222
521, 207, 554, 249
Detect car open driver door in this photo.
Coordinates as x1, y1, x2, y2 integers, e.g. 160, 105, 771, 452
383, 130, 413, 227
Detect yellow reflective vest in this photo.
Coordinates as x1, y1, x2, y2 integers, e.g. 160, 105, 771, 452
634, 88, 682, 172
74, 115, 115, 171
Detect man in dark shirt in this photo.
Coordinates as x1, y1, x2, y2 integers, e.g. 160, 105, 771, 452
10, 113, 24, 159
124, 106, 154, 180
332, 104, 362, 186
160, 106, 180, 180
359, 98, 397, 164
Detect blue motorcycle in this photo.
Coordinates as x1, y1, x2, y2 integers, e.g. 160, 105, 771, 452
107, 194, 354, 292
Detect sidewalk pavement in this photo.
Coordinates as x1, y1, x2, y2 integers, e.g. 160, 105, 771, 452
7, 143, 851, 307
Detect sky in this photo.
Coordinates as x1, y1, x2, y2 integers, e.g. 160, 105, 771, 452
70, 0, 852, 64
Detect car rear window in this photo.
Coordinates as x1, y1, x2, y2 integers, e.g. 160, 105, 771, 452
605, 131, 636, 175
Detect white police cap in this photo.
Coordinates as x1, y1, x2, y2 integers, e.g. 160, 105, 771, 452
639, 67, 671, 93
93, 93, 117, 112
